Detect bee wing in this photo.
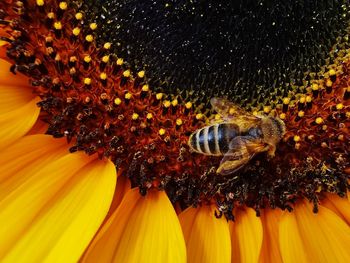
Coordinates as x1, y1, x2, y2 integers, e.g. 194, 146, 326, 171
216, 136, 268, 176
210, 97, 259, 122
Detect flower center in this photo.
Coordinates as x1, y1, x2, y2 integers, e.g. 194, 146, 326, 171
1, 0, 349, 219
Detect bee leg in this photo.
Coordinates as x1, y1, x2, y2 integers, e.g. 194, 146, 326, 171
267, 145, 276, 158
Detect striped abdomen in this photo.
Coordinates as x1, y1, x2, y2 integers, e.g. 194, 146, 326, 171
189, 123, 240, 156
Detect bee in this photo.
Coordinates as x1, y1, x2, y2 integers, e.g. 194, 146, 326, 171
188, 97, 286, 175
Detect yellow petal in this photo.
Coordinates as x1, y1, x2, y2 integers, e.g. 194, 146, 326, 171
26, 119, 48, 135
0, 97, 40, 150
83, 188, 186, 263
229, 208, 263, 263
106, 173, 131, 217
0, 150, 116, 263
280, 201, 350, 262
179, 205, 231, 263
259, 209, 283, 263
322, 194, 350, 225
0, 59, 30, 87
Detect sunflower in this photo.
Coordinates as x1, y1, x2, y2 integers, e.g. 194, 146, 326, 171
1, 0, 350, 262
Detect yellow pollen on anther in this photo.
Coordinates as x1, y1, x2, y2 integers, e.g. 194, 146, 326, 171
84, 78, 91, 85
123, 70, 131, 78
176, 118, 183, 126
53, 22, 62, 30
299, 96, 306, 103
263, 106, 271, 114
306, 96, 312, 103
103, 42, 112, 49
338, 134, 344, 141
72, 27, 80, 36
85, 35, 94, 42
163, 100, 171, 108
196, 113, 203, 120
322, 125, 328, 131
229, 108, 235, 115
282, 97, 290, 104
125, 92, 132, 100
142, 84, 149, 92
329, 69, 336, 76
326, 79, 333, 87
159, 128, 166, 136
185, 102, 192, 109
84, 55, 91, 63
59, 2, 67, 10
114, 98, 121, 105
132, 113, 139, 120
47, 12, 55, 19
146, 113, 153, 119
171, 99, 178, 107
293, 135, 301, 142
279, 113, 286, 120
36, 0, 44, 6
315, 117, 324, 124
90, 23, 97, 30
100, 73, 107, 80
298, 111, 305, 117
137, 71, 145, 78
102, 55, 109, 63
312, 83, 319, 91
336, 103, 344, 110
69, 56, 77, 63
156, 93, 163, 100
116, 58, 124, 65
75, 12, 83, 20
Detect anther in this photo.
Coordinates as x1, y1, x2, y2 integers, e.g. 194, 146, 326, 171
59, 2, 67, 10
123, 70, 131, 77
137, 71, 145, 78
114, 98, 122, 105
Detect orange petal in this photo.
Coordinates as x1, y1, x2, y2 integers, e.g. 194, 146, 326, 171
106, 174, 131, 217
229, 207, 263, 263
0, 138, 116, 262
259, 209, 283, 263
279, 201, 350, 262
322, 194, 350, 225
0, 59, 30, 87
179, 205, 231, 263
83, 188, 186, 263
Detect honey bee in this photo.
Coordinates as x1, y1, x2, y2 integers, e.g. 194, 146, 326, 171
188, 97, 286, 175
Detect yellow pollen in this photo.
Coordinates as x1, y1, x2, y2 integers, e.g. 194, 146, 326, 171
85, 35, 94, 42
69, 68, 76, 74
312, 83, 319, 91
163, 100, 171, 108
55, 54, 61, 61
54, 22, 62, 30
171, 99, 178, 107
123, 70, 131, 77
338, 134, 344, 141
215, 114, 221, 120
75, 12, 83, 20
159, 128, 166, 136
36, 0, 44, 6
146, 113, 153, 119
69, 56, 77, 63
306, 96, 312, 103
84, 78, 91, 85
142, 84, 149, 92
263, 106, 271, 114
89, 23, 97, 30
293, 135, 301, 142
315, 117, 324, 124
176, 118, 183, 126
322, 125, 327, 131
299, 96, 306, 103
282, 97, 290, 104
47, 12, 55, 19
59, 2, 67, 10
347, 87, 350, 92
279, 113, 286, 120
321, 142, 328, 148
125, 92, 132, 100
185, 102, 192, 109
104, 42, 112, 49
156, 93, 163, 100
298, 111, 305, 117
132, 113, 139, 120
137, 71, 145, 78
336, 103, 344, 110
102, 55, 109, 63
116, 58, 124, 65
72, 27, 80, 36
100, 72, 107, 80
114, 98, 121, 105
84, 55, 91, 63
326, 79, 333, 87
229, 108, 235, 115
45, 36, 53, 43
196, 113, 203, 120
329, 69, 336, 76
346, 112, 350, 118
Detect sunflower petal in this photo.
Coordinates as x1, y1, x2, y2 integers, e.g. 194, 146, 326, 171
0, 59, 30, 87
179, 205, 231, 263
229, 208, 263, 263
0, 151, 116, 262
83, 188, 186, 263
280, 201, 350, 262
322, 194, 350, 225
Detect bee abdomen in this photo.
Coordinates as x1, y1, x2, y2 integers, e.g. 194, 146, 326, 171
189, 125, 221, 155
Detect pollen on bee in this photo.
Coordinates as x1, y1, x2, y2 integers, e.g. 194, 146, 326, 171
214, 114, 221, 120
